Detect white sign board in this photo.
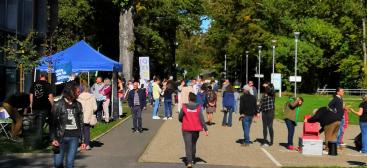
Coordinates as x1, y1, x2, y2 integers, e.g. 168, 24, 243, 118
289, 76, 302, 82
139, 57, 150, 81
255, 74, 264, 78
271, 73, 282, 90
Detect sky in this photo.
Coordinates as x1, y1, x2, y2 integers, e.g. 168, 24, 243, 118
200, 16, 211, 33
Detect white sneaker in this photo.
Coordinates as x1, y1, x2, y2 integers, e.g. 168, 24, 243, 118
168, 117, 173, 120
152, 116, 161, 120
163, 117, 168, 120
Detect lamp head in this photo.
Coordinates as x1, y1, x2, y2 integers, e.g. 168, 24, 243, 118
294, 32, 300, 39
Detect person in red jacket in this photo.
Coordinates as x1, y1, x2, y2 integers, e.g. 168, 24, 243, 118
179, 92, 208, 168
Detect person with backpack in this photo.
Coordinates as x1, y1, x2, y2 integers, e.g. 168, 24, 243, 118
350, 95, 367, 154
179, 92, 208, 168
283, 96, 303, 150
205, 86, 217, 125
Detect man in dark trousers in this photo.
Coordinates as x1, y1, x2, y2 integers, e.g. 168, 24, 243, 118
128, 82, 146, 133
328, 87, 345, 147
29, 73, 54, 147
239, 87, 258, 146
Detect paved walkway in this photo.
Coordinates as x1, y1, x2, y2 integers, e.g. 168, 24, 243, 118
140, 99, 367, 167
1, 98, 367, 168
0, 105, 238, 168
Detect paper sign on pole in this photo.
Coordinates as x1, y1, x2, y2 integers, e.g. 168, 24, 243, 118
289, 76, 302, 82
139, 57, 150, 81
271, 73, 282, 90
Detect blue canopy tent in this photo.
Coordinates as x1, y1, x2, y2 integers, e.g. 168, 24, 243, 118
37, 40, 122, 119
37, 40, 122, 72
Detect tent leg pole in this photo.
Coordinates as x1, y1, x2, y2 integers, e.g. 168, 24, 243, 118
33, 68, 37, 82
88, 72, 90, 86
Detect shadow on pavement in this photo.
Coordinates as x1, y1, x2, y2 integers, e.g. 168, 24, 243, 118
347, 161, 366, 166
235, 139, 244, 144
253, 138, 266, 145
279, 143, 288, 149
345, 145, 358, 151
180, 157, 208, 165
90, 140, 104, 148
130, 128, 150, 132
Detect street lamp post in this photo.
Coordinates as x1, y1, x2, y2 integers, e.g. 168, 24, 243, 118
224, 54, 227, 79
245, 51, 249, 84
294, 32, 300, 97
258, 46, 262, 100
272, 40, 277, 74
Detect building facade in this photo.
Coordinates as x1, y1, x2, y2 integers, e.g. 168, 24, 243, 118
0, 0, 51, 101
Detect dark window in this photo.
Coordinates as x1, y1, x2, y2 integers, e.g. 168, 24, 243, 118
6, 0, 18, 30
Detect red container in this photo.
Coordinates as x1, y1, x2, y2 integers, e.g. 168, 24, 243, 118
302, 115, 320, 140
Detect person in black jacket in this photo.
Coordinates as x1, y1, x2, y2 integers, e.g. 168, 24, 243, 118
50, 83, 86, 168
306, 107, 340, 145
128, 82, 147, 133
239, 87, 258, 146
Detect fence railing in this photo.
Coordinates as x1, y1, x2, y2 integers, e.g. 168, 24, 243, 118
316, 88, 367, 96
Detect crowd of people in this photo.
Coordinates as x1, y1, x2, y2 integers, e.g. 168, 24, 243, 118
3, 72, 367, 168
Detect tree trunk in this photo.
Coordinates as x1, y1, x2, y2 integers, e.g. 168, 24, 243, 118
119, 6, 134, 80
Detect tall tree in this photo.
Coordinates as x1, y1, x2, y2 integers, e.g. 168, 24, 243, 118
114, 0, 135, 80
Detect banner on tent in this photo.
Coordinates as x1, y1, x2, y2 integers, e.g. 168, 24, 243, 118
139, 57, 150, 80
54, 61, 72, 84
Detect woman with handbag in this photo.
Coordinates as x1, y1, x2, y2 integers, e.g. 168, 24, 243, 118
77, 84, 97, 150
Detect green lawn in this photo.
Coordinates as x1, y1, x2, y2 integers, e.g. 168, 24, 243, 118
275, 93, 362, 125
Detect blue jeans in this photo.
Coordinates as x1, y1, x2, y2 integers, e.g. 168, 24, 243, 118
337, 118, 345, 145
148, 92, 153, 105
360, 122, 367, 153
152, 99, 160, 117
242, 116, 253, 144
285, 119, 296, 146
54, 137, 79, 168
222, 106, 233, 126
164, 100, 172, 117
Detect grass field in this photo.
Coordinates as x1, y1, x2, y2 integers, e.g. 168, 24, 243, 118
274, 93, 362, 125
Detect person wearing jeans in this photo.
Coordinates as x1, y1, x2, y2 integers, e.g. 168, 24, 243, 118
163, 87, 174, 120
283, 97, 303, 150
350, 95, 367, 153
50, 84, 86, 168
152, 78, 162, 119
222, 85, 235, 127
54, 137, 79, 168
239, 88, 257, 146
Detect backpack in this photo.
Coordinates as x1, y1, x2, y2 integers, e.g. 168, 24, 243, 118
206, 90, 216, 103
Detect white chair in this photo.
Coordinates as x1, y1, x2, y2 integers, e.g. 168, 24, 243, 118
0, 108, 12, 139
